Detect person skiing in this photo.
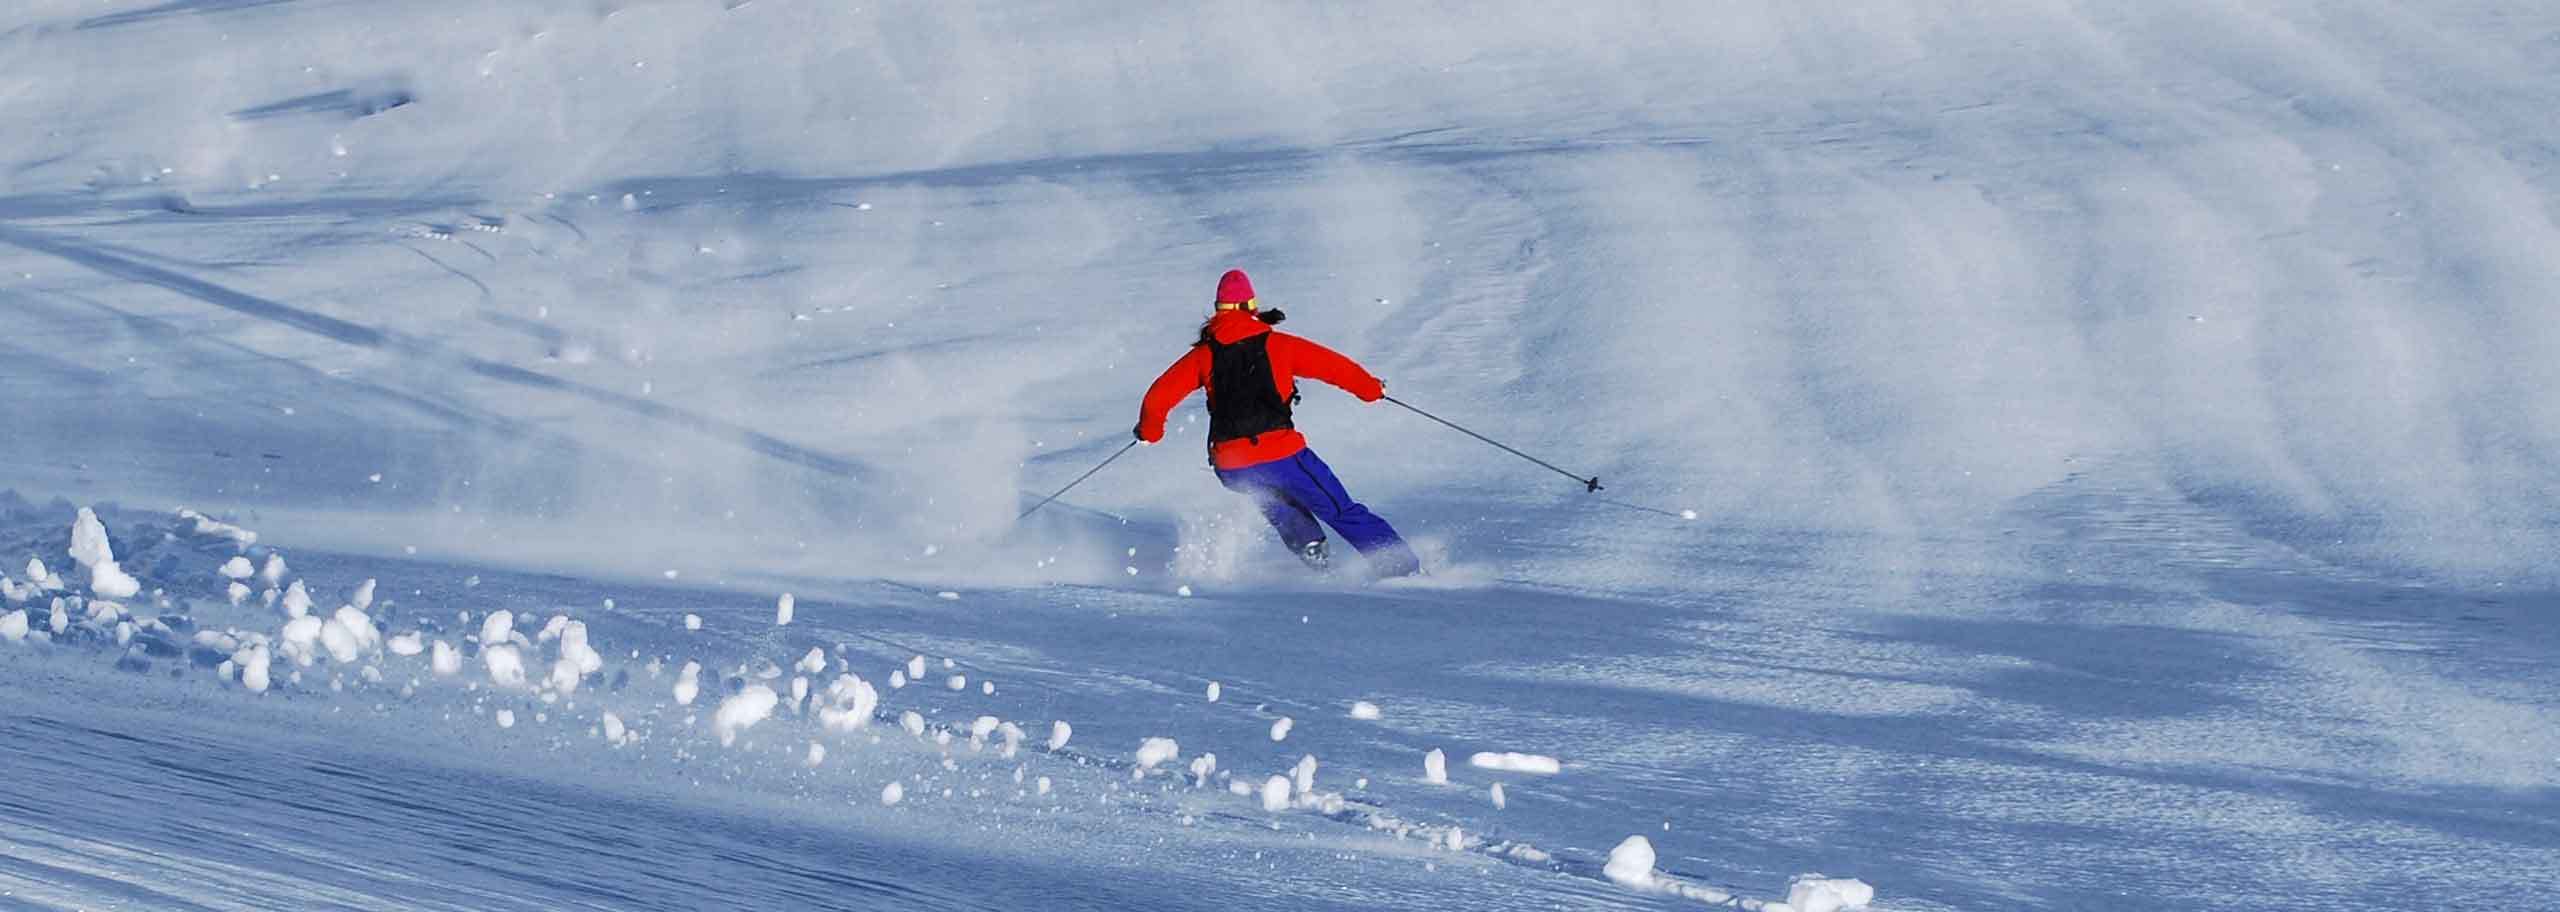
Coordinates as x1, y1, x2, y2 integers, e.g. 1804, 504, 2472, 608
1135, 269, 1421, 577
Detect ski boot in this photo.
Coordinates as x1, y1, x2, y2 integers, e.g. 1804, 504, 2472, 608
1298, 539, 1333, 573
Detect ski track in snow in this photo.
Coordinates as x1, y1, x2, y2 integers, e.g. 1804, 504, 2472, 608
5, 1, 2560, 910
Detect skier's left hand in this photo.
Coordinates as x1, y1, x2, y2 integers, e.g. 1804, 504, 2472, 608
1357, 378, 1386, 403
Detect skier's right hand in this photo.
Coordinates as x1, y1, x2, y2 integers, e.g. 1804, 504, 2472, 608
1133, 423, 1158, 445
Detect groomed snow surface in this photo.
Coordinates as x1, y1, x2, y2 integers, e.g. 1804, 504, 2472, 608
6, 1, 2560, 910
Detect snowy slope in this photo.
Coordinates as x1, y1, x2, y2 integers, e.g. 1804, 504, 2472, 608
4, 2, 2559, 910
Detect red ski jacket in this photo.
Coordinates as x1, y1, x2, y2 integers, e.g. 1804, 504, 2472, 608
1136, 310, 1385, 470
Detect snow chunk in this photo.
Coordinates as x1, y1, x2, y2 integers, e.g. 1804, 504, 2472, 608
945, 674, 966, 691
175, 508, 259, 548
68, 508, 113, 568
805, 742, 826, 767
1349, 700, 1381, 720
1, 610, 26, 643
880, 782, 904, 806
1269, 717, 1293, 742
90, 560, 140, 600
279, 581, 313, 619
235, 645, 272, 693
1188, 754, 1218, 787
1258, 775, 1291, 812
683, 614, 701, 631
278, 615, 324, 666
1490, 783, 1508, 809
900, 711, 926, 738
496, 709, 516, 729
1134, 738, 1180, 778
318, 615, 363, 664
906, 655, 926, 679
1469, 752, 1561, 775
795, 647, 826, 675
1785, 875, 1876, 912
1604, 835, 1656, 888
483, 644, 527, 688
479, 609, 514, 645
1204, 681, 1221, 702
672, 661, 701, 705
601, 712, 627, 744
350, 578, 376, 612
558, 621, 602, 674
713, 685, 779, 746
430, 640, 461, 675
775, 593, 794, 626
1047, 720, 1071, 751
1424, 748, 1448, 784
1292, 755, 1318, 795
817, 674, 878, 732
226, 582, 249, 606
258, 554, 286, 587
219, 557, 255, 580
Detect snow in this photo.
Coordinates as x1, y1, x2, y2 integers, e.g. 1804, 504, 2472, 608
1292, 755, 1318, 795
601, 712, 627, 744
774, 593, 794, 626
495, 709, 516, 729
713, 686, 779, 747
1, 610, 25, 643
880, 782, 905, 807
1204, 681, 1220, 703
1048, 721, 1072, 751
1349, 701, 1381, 720
350, 579, 376, 612
1489, 784, 1507, 810
1259, 776, 1292, 813
795, 647, 826, 675
218, 557, 255, 580
1268, 717, 1293, 742
1602, 836, 1656, 889
279, 581, 312, 619
1467, 753, 1560, 775
683, 614, 701, 631
3, 2, 2556, 908
1424, 749, 1448, 785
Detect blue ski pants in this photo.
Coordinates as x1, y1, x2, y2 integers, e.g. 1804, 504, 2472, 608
1215, 448, 1419, 576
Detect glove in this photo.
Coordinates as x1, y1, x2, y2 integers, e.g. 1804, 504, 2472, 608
1133, 422, 1158, 445
1356, 378, 1386, 403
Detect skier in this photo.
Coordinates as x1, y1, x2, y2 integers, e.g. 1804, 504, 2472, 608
1134, 269, 1422, 577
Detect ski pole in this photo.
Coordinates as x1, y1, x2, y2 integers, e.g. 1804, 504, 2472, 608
1383, 396, 1603, 493
1017, 439, 1140, 521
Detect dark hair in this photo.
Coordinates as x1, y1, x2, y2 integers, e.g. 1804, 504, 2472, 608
1197, 308, 1286, 344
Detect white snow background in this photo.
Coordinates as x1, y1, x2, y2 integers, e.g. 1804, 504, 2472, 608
2, 1, 2556, 910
